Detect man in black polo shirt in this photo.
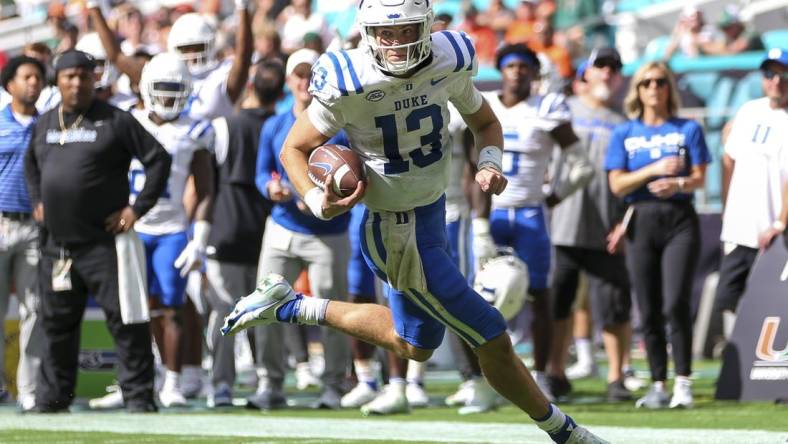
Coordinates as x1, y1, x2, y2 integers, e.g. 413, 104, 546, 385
24, 50, 171, 413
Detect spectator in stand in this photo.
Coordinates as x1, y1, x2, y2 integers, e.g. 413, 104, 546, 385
115, 5, 161, 56
663, 6, 719, 59
432, 13, 453, 32
529, 20, 572, 79
0, 56, 47, 412
505, 0, 538, 45
477, 0, 514, 37
703, 5, 765, 56
253, 19, 285, 63
278, 0, 333, 54
606, 61, 711, 409
713, 49, 788, 337
457, 6, 498, 67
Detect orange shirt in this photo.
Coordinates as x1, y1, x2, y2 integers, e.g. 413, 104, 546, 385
529, 42, 573, 78
504, 20, 534, 45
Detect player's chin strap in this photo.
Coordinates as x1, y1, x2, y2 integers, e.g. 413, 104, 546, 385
304, 187, 331, 221
552, 140, 595, 200
477, 145, 503, 173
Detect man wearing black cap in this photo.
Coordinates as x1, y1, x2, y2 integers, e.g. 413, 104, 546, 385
0, 55, 47, 411
24, 49, 171, 413
548, 47, 636, 402
714, 48, 788, 337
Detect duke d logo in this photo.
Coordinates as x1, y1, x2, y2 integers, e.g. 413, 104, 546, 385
750, 317, 788, 381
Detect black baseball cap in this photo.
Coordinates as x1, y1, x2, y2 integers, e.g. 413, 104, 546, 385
52, 49, 96, 73
587, 47, 623, 71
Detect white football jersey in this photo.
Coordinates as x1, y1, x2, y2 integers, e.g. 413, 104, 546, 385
307, 30, 484, 212
187, 60, 235, 121
129, 108, 215, 235
484, 91, 569, 209
445, 103, 470, 223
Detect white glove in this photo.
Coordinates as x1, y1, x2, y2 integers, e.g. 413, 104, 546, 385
472, 217, 497, 270
234, 0, 249, 10
174, 221, 211, 278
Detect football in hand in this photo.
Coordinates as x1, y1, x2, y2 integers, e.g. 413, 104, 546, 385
308, 144, 364, 198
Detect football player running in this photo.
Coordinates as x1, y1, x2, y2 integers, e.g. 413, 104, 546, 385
224, 1, 605, 442
131, 53, 215, 407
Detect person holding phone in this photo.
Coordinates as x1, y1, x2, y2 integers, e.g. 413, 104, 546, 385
605, 61, 711, 409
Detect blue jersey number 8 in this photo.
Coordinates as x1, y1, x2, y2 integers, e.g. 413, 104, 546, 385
375, 104, 444, 174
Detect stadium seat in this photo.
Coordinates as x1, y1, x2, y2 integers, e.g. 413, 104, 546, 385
762, 29, 788, 50
704, 76, 735, 129
728, 71, 763, 116
680, 72, 720, 104
643, 35, 670, 61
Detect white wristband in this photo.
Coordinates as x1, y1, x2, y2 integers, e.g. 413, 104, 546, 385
304, 187, 329, 220
472, 217, 490, 235
477, 146, 503, 173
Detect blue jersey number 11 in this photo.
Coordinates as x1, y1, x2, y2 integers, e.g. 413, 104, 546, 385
375, 104, 444, 174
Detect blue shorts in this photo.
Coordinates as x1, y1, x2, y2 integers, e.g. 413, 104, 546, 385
490, 206, 551, 291
359, 196, 507, 350
348, 204, 377, 298
446, 215, 473, 282
138, 231, 189, 307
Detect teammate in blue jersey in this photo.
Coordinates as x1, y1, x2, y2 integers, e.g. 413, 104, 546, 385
224, 1, 605, 442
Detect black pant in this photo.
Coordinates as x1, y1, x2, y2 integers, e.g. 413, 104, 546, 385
36, 238, 155, 409
713, 244, 758, 313
552, 246, 632, 327
625, 200, 699, 382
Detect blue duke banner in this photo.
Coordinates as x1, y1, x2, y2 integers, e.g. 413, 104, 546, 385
716, 236, 788, 401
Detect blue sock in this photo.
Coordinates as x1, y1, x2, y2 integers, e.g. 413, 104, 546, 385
365, 381, 379, 391
275, 294, 303, 323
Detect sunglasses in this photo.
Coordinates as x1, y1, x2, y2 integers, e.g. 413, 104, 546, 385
763, 70, 788, 81
638, 77, 668, 89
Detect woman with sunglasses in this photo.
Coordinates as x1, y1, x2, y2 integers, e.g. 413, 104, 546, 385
604, 62, 711, 409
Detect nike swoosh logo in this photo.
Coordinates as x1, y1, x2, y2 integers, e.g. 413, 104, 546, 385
430, 76, 448, 86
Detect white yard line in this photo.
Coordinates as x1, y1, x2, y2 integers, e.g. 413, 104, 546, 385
1, 413, 786, 443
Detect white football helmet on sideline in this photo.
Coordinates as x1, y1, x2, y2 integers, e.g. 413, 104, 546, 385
167, 13, 218, 76
473, 252, 529, 321
140, 52, 192, 121
356, 0, 434, 74
75, 32, 118, 90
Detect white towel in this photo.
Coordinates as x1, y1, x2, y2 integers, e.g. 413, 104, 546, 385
116, 229, 150, 324
379, 210, 428, 295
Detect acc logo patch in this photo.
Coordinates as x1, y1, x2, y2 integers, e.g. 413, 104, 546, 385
366, 90, 385, 102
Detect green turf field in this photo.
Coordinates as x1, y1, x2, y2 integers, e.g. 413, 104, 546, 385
2, 359, 786, 443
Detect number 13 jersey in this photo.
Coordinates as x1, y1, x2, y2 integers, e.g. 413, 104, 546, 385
307, 30, 483, 212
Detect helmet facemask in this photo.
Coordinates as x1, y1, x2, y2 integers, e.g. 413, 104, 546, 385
175, 42, 216, 77
360, 12, 433, 75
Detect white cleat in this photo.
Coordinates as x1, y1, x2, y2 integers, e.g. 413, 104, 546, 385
341, 382, 379, 408
360, 384, 410, 415
565, 424, 611, 444
295, 362, 322, 391
89, 386, 124, 410
445, 379, 474, 407
669, 378, 694, 409
458, 377, 498, 415
566, 362, 598, 380
532, 371, 555, 403
222, 274, 297, 336
405, 383, 429, 408
635, 383, 669, 409
159, 387, 188, 408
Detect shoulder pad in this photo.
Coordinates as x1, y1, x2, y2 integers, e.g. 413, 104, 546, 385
186, 118, 215, 149
309, 49, 367, 106
536, 92, 570, 122
431, 31, 478, 77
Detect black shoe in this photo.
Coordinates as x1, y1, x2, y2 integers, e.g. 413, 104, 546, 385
547, 375, 573, 398
607, 379, 633, 402
126, 400, 158, 413
246, 390, 287, 410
